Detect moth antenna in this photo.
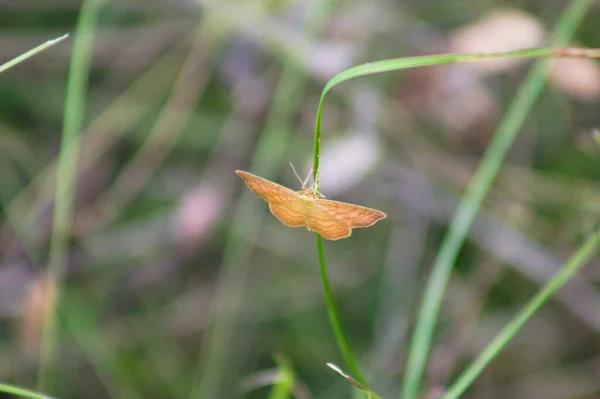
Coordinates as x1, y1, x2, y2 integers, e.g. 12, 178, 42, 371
289, 162, 305, 188
302, 167, 313, 189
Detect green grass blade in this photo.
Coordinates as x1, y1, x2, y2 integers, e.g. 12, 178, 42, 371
401, 1, 594, 398
0, 382, 57, 399
310, 23, 600, 394
308, 3, 597, 397
268, 355, 295, 399
37, 0, 105, 391
190, 6, 332, 397
310, 46, 600, 189
0, 34, 69, 74
190, 63, 303, 399
441, 229, 600, 399
327, 363, 382, 399
316, 235, 365, 383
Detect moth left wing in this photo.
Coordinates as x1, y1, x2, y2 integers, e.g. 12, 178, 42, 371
236, 170, 298, 205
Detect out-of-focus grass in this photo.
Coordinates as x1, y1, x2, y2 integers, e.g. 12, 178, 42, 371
190, 3, 333, 397
0, 382, 55, 399
1, 1, 600, 399
0, 34, 68, 75
39, 0, 103, 391
308, 43, 600, 399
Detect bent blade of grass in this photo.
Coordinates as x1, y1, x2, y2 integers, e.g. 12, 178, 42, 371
310, 44, 600, 397
0, 34, 69, 74
308, 4, 598, 399
38, 0, 105, 391
307, 46, 600, 391
402, 1, 595, 397
0, 382, 57, 399
327, 363, 382, 399
441, 229, 600, 399
310, 9, 598, 398
311, 46, 600, 190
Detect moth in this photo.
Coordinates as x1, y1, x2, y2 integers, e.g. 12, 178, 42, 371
236, 170, 386, 240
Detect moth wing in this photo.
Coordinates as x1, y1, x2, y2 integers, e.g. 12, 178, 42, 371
306, 203, 352, 240
237, 170, 308, 227
269, 198, 308, 227
236, 170, 297, 205
237, 170, 386, 240
309, 199, 386, 240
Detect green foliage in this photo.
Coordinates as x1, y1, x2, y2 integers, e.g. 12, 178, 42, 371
1, 1, 600, 399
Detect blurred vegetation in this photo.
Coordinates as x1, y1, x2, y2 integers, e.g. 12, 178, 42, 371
1, 0, 600, 398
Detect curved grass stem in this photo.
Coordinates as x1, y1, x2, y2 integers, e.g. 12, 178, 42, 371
309, 3, 597, 398
316, 235, 365, 384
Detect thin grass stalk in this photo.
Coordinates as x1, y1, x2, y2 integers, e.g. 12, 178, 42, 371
316, 235, 365, 383
401, 1, 594, 397
268, 355, 295, 399
328, 363, 382, 399
309, 26, 600, 399
310, 47, 600, 399
0, 44, 192, 399
190, 66, 300, 399
441, 228, 600, 399
306, 25, 600, 394
311, 47, 600, 192
37, 0, 105, 390
190, 3, 333, 396
0, 34, 69, 74
0, 383, 56, 399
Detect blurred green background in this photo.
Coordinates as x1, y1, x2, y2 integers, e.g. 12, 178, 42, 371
1, 0, 600, 398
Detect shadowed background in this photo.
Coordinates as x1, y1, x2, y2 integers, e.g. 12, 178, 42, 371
1, 0, 600, 398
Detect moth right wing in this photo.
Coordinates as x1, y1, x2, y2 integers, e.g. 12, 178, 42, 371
308, 199, 386, 240
318, 199, 386, 228
306, 206, 352, 240
269, 201, 308, 228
